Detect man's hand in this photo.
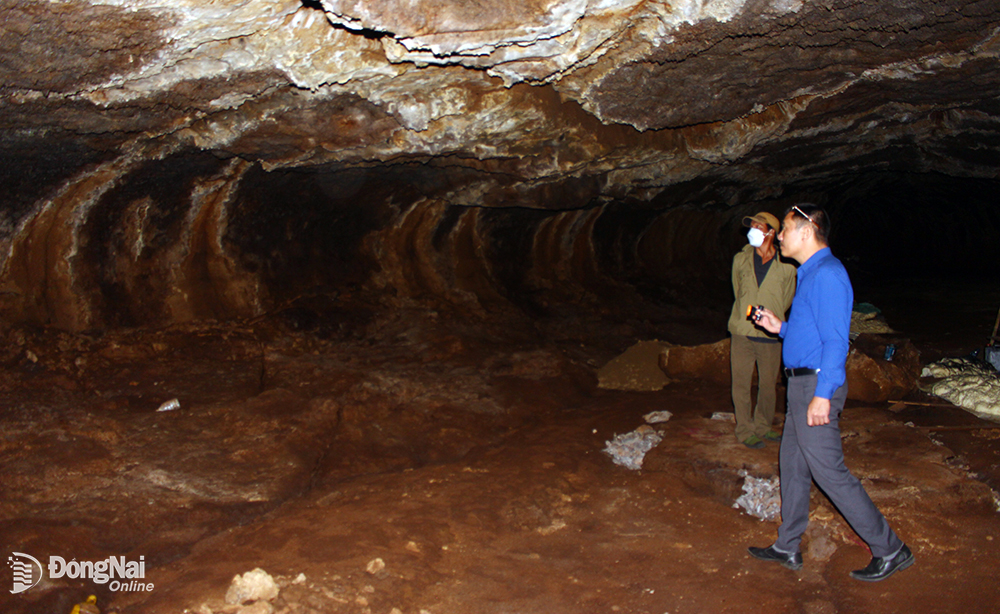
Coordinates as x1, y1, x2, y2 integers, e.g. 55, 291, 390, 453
807, 397, 831, 426
754, 307, 783, 334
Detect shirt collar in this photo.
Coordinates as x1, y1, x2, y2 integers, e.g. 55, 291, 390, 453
797, 246, 832, 276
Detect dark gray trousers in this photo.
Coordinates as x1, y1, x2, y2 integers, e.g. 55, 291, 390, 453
774, 374, 903, 558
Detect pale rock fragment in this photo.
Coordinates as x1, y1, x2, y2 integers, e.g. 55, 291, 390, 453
225, 568, 280, 605
603, 424, 663, 470
733, 470, 781, 521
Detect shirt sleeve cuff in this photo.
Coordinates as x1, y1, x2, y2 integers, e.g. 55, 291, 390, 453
814, 382, 836, 399
779, 321, 787, 338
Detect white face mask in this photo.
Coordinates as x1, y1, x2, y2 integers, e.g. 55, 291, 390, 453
747, 227, 768, 248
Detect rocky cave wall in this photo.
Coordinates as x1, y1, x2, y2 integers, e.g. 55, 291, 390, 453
1, 0, 999, 331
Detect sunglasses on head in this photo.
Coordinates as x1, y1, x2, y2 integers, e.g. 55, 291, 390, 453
791, 205, 817, 227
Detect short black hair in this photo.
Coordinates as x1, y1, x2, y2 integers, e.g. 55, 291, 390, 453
785, 203, 830, 242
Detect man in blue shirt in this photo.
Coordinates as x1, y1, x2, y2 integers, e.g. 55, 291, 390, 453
747, 204, 914, 582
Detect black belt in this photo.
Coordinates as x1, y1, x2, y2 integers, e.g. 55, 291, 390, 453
784, 367, 819, 377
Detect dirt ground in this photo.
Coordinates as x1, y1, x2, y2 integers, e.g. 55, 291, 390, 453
3, 280, 1000, 614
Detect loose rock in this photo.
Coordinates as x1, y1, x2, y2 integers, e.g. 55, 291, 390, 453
603, 425, 663, 470
733, 470, 781, 521
661, 339, 730, 385
643, 410, 673, 424
597, 340, 672, 391
225, 568, 280, 605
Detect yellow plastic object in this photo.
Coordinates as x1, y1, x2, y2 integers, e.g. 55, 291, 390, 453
70, 595, 99, 614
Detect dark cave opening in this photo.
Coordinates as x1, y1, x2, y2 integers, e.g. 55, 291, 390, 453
826, 171, 1000, 279
182, 163, 1000, 355
5, 147, 999, 346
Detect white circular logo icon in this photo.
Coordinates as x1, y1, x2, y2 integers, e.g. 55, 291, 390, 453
8, 552, 43, 594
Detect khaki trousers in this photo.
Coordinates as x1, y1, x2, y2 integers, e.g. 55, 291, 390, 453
730, 335, 782, 441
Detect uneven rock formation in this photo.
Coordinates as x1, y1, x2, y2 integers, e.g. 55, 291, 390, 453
845, 334, 921, 403
657, 334, 921, 402
1, 0, 999, 330
5, 7, 1000, 614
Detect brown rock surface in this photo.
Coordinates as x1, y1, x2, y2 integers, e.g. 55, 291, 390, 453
845, 335, 921, 403
657, 334, 924, 404
0, 0, 998, 330
663, 337, 733, 385
597, 339, 672, 391
2, 3, 1000, 613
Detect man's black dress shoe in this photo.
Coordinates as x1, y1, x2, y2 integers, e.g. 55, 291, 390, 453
849, 544, 914, 582
747, 545, 803, 570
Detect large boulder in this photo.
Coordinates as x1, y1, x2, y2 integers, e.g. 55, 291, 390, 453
597, 340, 673, 391
845, 335, 920, 403
656, 335, 920, 403
661, 338, 731, 385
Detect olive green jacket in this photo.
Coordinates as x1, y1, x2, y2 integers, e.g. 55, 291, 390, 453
727, 244, 797, 339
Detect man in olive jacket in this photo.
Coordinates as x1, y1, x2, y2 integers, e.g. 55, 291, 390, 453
728, 211, 796, 448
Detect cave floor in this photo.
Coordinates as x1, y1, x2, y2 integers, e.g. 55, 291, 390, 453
3, 291, 1000, 614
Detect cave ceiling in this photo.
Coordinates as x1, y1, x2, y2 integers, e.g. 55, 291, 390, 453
4, 0, 999, 196
1, 0, 999, 329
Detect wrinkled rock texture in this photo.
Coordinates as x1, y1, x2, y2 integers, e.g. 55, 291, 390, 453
1, 0, 1000, 329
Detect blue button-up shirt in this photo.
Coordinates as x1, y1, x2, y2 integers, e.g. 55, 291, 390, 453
778, 247, 853, 399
